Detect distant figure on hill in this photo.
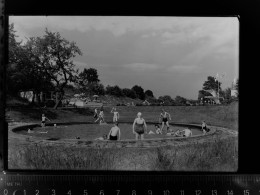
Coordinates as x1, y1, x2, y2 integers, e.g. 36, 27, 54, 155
111, 107, 120, 122
93, 108, 98, 121
41, 114, 50, 127
155, 124, 162, 134
107, 122, 121, 141
201, 121, 210, 134
159, 109, 171, 133
133, 112, 147, 140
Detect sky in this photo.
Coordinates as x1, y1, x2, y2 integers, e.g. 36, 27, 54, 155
9, 16, 239, 99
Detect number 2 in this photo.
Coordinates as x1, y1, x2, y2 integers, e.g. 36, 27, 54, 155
195, 190, 201, 195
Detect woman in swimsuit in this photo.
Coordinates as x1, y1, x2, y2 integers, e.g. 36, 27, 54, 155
159, 109, 171, 133
132, 112, 147, 140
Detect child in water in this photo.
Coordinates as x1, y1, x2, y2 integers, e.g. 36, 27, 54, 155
41, 114, 50, 127
201, 121, 210, 134
155, 124, 162, 134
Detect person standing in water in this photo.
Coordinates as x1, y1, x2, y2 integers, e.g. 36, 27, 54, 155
95, 110, 105, 124
107, 122, 121, 141
111, 107, 120, 122
132, 112, 147, 140
201, 121, 210, 134
41, 114, 50, 127
159, 109, 171, 133
93, 108, 98, 121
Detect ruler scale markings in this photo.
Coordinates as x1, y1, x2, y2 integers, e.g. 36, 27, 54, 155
3, 174, 260, 193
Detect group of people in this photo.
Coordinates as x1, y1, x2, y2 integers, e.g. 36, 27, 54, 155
132, 109, 173, 140
39, 106, 210, 141
93, 107, 210, 141
93, 106, 120, 124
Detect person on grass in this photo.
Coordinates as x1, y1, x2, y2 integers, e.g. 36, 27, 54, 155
133, 112, 147, 140
107, 122, 121, 141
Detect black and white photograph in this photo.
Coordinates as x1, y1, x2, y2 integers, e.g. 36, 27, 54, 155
7, 16, 239, 171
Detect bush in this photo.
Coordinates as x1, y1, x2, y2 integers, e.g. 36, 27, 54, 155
44, 100, 56, 107
116, 103, 126, 106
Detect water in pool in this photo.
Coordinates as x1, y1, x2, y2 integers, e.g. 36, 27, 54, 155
20, 123, 203, 140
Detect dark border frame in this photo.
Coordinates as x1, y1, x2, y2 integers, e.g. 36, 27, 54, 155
2, 0, 259, 177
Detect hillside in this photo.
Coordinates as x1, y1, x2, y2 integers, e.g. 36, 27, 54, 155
98, 95, 143, 106
6, 96, 238, 130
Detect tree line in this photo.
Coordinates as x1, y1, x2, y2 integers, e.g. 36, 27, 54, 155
7, 24, 160, 108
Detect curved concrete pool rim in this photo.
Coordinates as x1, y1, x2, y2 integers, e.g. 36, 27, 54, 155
9, 122, 237, 148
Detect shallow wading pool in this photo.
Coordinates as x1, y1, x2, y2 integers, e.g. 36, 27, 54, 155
13, 122, 205, 141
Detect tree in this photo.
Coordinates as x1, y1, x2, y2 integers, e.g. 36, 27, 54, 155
88, 83, 105, 96
106, 85, 123, 97
29, 29, 82, 109
7, 23, 27, 95
175, 95, 187, 106
202, 76, 222, 92
132, 85, 145, 100
198, 76, 222, 101
235, 78, 239, 97
158, 95, 175, 106
222, 88, 231, 100
122, 88, 137, 99
198, 90, 212, 101
7, 24, 54, 100
78, 68, 100, 86
77, 68, 102, 96
144, 89, 154, 98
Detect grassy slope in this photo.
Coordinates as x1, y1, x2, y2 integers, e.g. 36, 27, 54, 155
9, 137, 238, 171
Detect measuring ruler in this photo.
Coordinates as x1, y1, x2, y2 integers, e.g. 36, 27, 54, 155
0, 174, 259, 195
